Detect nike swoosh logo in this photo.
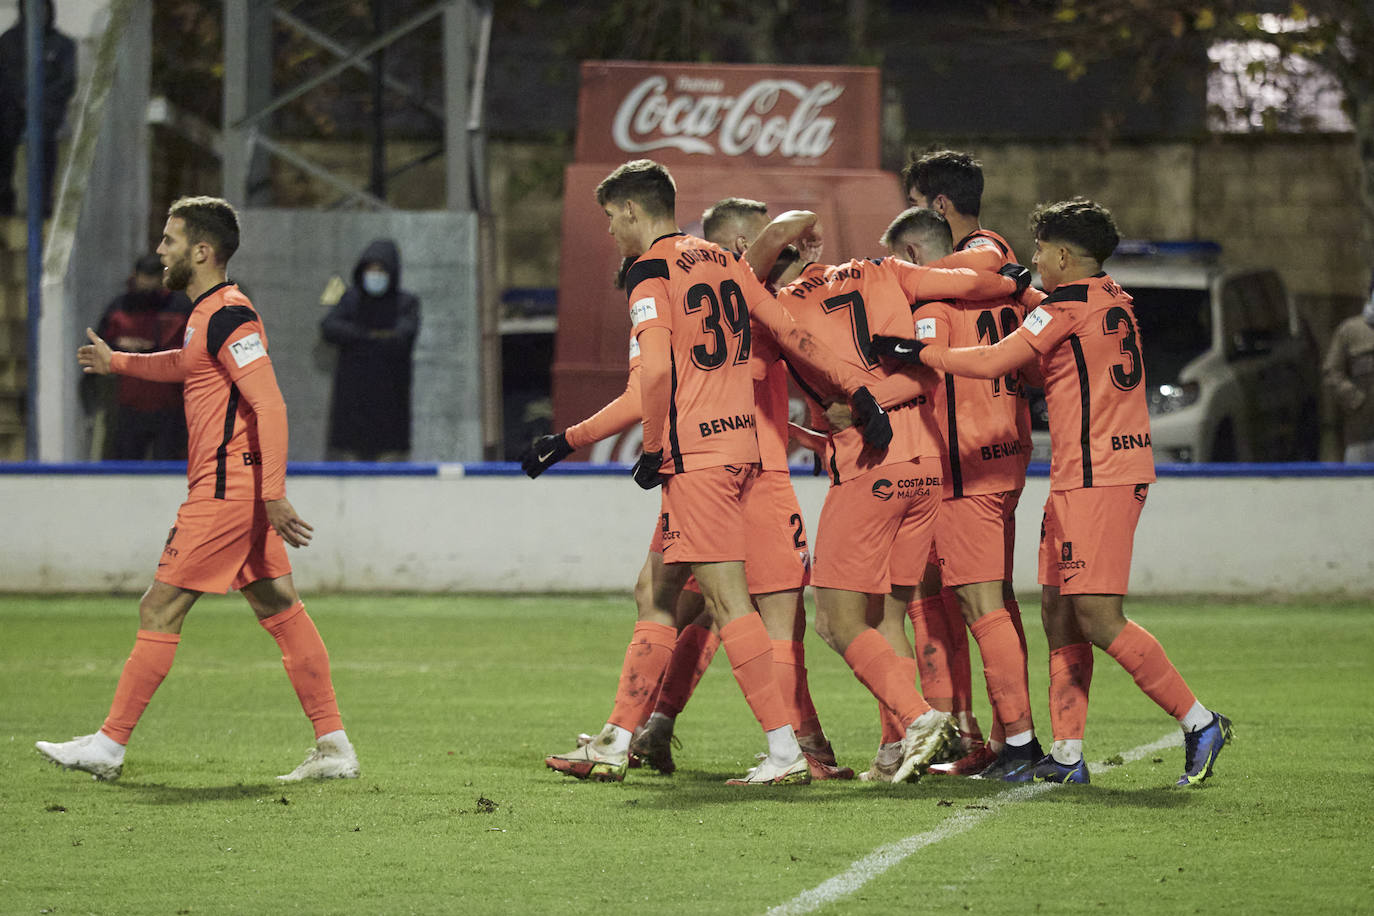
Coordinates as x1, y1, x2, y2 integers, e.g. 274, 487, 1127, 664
1063, 573, 1078, 582
894, 344, 913, 354
537, 450, 556, 463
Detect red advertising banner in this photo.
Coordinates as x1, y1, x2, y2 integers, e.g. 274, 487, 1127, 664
553, 62, 901, 461
574, 61, 881, 169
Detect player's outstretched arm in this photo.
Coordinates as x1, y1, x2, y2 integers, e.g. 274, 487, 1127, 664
894, 256, 1024, 304
922, 331, 1039, 381
77, 327, 114, 375
751, 295, 862, 398
86, 326, 190, 381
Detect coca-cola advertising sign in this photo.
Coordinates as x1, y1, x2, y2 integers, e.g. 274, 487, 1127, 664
576, 61, 880, 168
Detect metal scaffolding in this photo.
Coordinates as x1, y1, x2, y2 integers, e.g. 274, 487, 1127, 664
221, 0, 490, 212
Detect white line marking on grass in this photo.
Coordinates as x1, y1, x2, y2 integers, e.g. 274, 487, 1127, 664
765, 730, 1183, 916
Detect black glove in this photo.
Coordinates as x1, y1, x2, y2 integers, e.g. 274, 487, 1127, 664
632, 450, 665, 489
520, 432, 573, 478
998, 262, 1033, 297
849, 386, 893, 451
869, 335, 927, 366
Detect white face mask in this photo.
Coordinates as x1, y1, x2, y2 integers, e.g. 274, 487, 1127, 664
362, 270, 390, 297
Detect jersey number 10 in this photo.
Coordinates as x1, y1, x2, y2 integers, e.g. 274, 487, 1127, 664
976, 307, 1023, 396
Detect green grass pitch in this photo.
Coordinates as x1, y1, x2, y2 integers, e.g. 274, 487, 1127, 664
2, 593, 1370, 915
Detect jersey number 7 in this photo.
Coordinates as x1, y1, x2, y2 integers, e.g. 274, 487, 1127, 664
822, 291, 878, 370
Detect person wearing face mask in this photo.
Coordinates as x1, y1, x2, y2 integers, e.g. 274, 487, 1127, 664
1323, 272, 1374, 463
92, 254, 193, 459
320, 238, 421, 461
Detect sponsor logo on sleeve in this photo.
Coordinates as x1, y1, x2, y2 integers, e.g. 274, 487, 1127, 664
1022, 307, 1052, 336
183, 327, 196, 347
629, 336, 641, 360
629, 297, 658, 327
915, 317, 937, 340
228, 332, 266, 368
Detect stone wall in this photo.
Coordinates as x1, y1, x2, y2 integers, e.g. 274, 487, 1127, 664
490, 134, 1368, 303
486, 134, 1368, 458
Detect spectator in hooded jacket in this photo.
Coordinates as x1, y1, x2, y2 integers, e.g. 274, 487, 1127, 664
320, 238, 420, 461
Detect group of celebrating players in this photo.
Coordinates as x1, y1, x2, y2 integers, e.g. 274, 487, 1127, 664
30, 152, 1231, 793
525, 150, 1233, 788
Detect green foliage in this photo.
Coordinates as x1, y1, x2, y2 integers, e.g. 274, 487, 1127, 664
2, 593, 1370, 914
500, 0, 884, 67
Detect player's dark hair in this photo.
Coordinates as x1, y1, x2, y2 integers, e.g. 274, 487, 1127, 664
880, 207, 953, 253
613, 256, 635, 290
701, 197, 768, 245
168, 196, 240, 264
902, 149, 984, 217
1030, 197, 1121, 265
595, 159, 676, 218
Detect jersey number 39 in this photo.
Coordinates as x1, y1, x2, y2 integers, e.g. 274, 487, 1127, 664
686, 280, 751, 370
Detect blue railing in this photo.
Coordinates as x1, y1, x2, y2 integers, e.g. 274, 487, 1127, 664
1, 461, 1372, 478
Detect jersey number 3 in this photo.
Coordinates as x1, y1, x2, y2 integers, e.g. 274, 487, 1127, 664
1103, 306, 1143, 390
686, 280, 751, 370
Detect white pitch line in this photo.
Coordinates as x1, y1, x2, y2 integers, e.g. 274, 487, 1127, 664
765, 730, 1183, 916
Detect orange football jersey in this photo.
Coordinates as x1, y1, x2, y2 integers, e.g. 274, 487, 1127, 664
112, 282, 287, 501
775, 257, 1014, 484
626, 233, 766, 472
1018, 273, 1156, 490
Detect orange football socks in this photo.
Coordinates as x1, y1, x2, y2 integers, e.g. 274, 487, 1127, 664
653, 622, 718, 720
1048, 642, 1094, 741
1106, 621, 1197, 719
906, 595, 955, 713
259, 602, 344, 739
100, 630, 180, 745
606, 620, 676, 731
843, 628, 932, 728
877, 654, 919, 743
943, 589, 976, 723
969, 609, 1035, 736
720, 615, 791, 732
771, 639, 822, 738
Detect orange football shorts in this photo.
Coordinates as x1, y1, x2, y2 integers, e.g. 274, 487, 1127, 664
934, 489, 1021, 587
659, 464, 758, 565
156, 498, 292, 594
813, 457, 942, 594
1037, 484, 1148, 595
